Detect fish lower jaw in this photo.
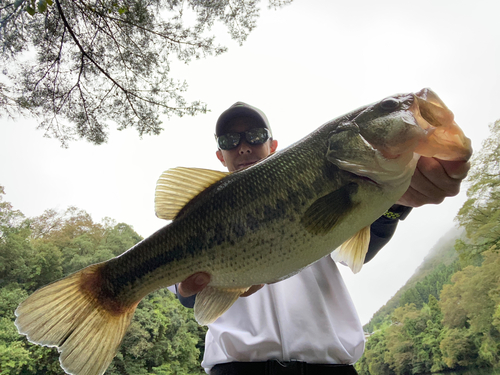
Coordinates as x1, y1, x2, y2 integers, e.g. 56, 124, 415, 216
336, 151, 418, 189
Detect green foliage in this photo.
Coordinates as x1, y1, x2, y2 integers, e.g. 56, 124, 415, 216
439, 327, 477, 369
0, 185, 207, 374
360, 120, 500, 374
364, 228, 461, 333
456, 119, 500, 265
0, 0, 293, 146
356, 324, 394, 375
399, 262, 460, 309
110, 290, 207, 375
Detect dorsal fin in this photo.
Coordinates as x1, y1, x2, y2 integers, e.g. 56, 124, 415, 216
155, 167, 229, 220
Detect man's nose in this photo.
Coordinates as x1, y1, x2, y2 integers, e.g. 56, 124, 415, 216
238, 141, 252, 154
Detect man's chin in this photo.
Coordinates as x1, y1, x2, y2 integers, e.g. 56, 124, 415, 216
236, 161, 258, 170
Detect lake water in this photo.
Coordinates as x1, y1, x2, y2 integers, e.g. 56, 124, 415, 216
434, 369, 500, 375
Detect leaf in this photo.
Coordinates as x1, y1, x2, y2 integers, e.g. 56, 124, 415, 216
14, 0, 24, 10
26, 5, 36, 15
37, 0, 47, 13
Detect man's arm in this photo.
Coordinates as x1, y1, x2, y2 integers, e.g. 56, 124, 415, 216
364, 204, 412, 264
365, 157, 470, 263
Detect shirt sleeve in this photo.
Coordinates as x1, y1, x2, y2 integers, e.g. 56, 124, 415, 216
175, 284, 197, 308
364, 204, 412, 264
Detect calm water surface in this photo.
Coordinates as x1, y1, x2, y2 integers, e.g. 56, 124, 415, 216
435, 369, 500, 375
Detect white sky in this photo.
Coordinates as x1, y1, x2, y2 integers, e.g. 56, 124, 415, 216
1, 0, 499, 325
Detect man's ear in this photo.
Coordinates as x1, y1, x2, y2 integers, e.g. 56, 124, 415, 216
216, 150, 227, 167
270, 139, 278, 153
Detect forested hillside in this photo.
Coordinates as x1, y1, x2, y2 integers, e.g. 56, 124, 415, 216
357, 119, 500, 375
364, 227, 462, 333
0, 194, 207, 375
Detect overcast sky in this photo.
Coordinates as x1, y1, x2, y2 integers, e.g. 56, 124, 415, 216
2, 0, 499, 325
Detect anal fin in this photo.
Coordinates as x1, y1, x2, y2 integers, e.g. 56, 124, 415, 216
194, 286, 249, 325
331, 226, 371, 273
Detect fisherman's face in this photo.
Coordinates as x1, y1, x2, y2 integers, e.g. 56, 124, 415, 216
216, 118, 278, 172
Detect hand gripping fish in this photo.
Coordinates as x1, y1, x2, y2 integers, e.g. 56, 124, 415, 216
15, 88, 472, 375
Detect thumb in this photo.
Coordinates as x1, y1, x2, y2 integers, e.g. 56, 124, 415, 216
178, 272, 210, 297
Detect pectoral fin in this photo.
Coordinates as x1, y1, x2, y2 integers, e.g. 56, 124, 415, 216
194, 286, 249, 325
301, 183, 358, 235
155, 167, 229, 220
331, 226, 371, 273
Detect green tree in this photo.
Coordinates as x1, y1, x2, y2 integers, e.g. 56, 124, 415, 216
456, 119, 500, 265
356, 322, 395, 375
412, 296, 447, 373
439, 249, 500, 369
114, 290, 207, 374
440, 250, 500, 335
0, 318, 31, 375
382, 304, 420, 375
1, 0, 292, 146
0, 186, 210, 374
439, 327, 477, 369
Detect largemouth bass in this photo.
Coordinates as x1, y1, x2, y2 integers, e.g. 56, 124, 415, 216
15, 88, 472, 375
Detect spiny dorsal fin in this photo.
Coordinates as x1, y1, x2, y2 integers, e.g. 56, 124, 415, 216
155, 167, 229, 220
194, 285, 250, 325
331, 225, 371, 273
301, 183, 358, 235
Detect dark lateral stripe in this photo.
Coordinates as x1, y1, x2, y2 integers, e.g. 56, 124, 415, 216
101, 224, 193, 296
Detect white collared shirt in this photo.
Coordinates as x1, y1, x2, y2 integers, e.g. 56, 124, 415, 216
201, 256, 365, 373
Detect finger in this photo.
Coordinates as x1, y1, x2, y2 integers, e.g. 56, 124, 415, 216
240, 284, 264, 297
411, 158, 461, 197
396, 185, 442, 208
178, 272, 210, 297
412, 160, 449, 201
436, 159, 471, 180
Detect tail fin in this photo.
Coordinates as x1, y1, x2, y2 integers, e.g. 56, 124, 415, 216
15, 264, 138, 375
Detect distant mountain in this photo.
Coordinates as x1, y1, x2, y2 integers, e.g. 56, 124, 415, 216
363, 225, 464, 333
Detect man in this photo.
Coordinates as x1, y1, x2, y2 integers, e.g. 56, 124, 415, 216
177, 102, 470, 375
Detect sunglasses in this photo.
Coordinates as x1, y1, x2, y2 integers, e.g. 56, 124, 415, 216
216, 128, 271, 150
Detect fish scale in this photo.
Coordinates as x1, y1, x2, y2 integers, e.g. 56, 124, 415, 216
14, 88, 472, 375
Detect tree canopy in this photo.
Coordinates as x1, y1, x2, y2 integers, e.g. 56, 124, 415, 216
0, 0, 292, 146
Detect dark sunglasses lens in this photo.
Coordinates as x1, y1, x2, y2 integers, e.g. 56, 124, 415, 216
245, 128, 269, 145
217, 133, 241, 150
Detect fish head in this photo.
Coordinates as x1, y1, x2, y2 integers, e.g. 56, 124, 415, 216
352, 88, 472, 162
351, 93, 424, 160
327, 88, 472, 187
412, 88, 472, 161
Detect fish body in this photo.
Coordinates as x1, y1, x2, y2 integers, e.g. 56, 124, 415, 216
15, 89, 472, 375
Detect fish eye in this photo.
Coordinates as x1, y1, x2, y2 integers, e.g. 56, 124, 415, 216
380, 98, 400, 110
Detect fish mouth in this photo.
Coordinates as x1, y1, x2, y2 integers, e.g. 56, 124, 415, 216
411, 88, 472, 161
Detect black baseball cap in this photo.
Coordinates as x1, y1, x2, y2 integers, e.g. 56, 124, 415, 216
215, 102, 272, 137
